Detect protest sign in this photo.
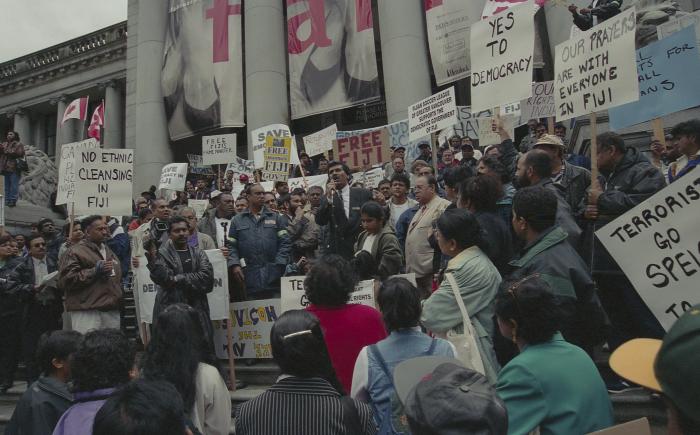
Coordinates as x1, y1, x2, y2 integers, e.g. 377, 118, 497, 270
73, 148, 133, 216
476, 115, 517, 146
481, 0, 544, 19
608, 27, 700, 131
262, 136, 292, 182
657, 9, 700, 53
205, 250, 230, 320
470, 0, 535, 112
587, 418, 651, 435
358, 167, 385, 189
408, 87, 458, 141
281, 278, 376, 314
521, 81, 556, 119
554, 7, 638, 121
288, 174, 328, 193
158, 163, 188, 191
133, 261, 157, 325
226, 157, 254, 184
596, 173, 700, 331
188, 199, 209, 218
56, 138, 99, 205
425, 1, 480, 85
303, 124, 338, 157
333, 128, 391, 170
213, 298, 280, 359
251, 124, 299, 168
202, 134, 237, 165
187, 154, 214, 175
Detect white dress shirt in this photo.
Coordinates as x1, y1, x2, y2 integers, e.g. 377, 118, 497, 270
214, 217, 232, 248
32, 256, 48, 284
341, 184, 350, 219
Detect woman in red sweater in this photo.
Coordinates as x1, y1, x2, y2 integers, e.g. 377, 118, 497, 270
305, 255, 387, 393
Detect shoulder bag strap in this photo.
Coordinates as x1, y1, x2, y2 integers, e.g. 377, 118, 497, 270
445, 272, 472, 334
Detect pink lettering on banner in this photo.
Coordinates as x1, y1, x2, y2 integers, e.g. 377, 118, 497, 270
423, 0, 444, 11
355, 0, 373, 32
205, 0, 241, 63
287, 0, 332, 55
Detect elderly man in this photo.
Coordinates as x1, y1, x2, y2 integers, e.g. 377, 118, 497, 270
405, 175, 450, 297
58, 216, 122, 333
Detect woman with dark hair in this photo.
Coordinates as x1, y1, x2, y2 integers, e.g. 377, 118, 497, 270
52, 329, 135, 435
305, 255, 387, 393
353, 201, 402, 280
140, 304, 230, 435
458, 175, 513, 275
236, 310, 377, 435
421, 209, 501, 383
351, 278, 455, 433
495, 275, 614, 434
0, 130, 25, 207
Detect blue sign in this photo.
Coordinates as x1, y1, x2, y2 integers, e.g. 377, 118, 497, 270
609, 27, 700, 131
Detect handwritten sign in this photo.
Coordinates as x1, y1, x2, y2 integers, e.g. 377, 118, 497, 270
470, 0, 535, 112
554, 7, 638, 121
287, 174, 328, 193
133, 260, 157, 324
202, 134, 237, 165
226, 157, 254, 185
158, 163, 188, 191
73, 148, 134, 216
188, 199, 209, 218
358, 167, 385, 189
252, 124, 292, 169
521, 81, 556, 119
408, 87, 458, 141
56, 138, 99, 205
596, 173, 700, 331
425, 0, 478, 85
213, 299, 280, 359
303, 124, 338, 157
608, 27, 700, 131
333, 128, 391, 169
204, 250, 230, 320
187, 154, 214, 175
280, 278, 376, 313
262, 136, 292, 182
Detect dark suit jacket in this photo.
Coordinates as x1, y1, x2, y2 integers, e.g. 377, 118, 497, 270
316, 186, 373, 260
573, 0, 622, 31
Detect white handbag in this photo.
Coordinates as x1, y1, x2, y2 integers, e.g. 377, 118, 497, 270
444, 272, 486, 376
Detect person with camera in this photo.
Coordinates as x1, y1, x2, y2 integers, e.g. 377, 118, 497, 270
130, 198, 172, 268
57, 216, 123, 333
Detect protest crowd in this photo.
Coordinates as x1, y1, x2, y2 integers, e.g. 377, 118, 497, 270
3, 1, 700, 435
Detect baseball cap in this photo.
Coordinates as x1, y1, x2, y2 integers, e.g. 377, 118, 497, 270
210, 190, 223, 200
394, 357, 507, 435
533, 134, 565, 149
394, 146, 406, 151
610, 306, 700, 422
239, 174, 250, 183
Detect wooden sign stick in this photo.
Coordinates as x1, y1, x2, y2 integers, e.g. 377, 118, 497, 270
590, 113, 599, 183
548, 117, 555, 135
226, 318, 237, 391
651, 118, 665, 144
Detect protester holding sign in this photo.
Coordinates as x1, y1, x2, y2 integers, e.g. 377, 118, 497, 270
668, 120, 700, 183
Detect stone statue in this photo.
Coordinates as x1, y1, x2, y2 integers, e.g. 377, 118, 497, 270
18, 145, 58, 209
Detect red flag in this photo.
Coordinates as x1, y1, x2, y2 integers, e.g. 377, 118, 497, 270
481, 0, 546, 19
61, 97, 89, 125
87, 102, 104, 141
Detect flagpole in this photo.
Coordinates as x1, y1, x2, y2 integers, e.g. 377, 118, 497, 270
83, 96, 90, 140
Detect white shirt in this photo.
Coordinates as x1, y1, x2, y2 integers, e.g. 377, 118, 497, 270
390, 201, 411, 228
361, 234, 377, 254
32, 256, 48, 284
98, 243, 107, 260
214, 217, 231, 248
341, 184, 350, 219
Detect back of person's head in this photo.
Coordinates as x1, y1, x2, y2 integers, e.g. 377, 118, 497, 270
270, 310, 344, 393
80, 215, 103, 232
459, 175, 502, 213
71, 329, 134, 393
377, 278, 422, 331
495, 274, 562, 345
92, 380, 191, 435
436, 208, 484, 252
512, 186, 557, 233
480, 155, 510, 184
141, 304, 207, 411
304, 254, 357, 306
523, 150, 552, 179
351, 250, 378, 280
37, 330, 82, 377
598, 131, 626, 153
442, 165, 474, 190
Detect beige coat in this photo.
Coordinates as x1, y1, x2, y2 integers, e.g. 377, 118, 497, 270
404, 195, 450, 278
190, 363, 231, 435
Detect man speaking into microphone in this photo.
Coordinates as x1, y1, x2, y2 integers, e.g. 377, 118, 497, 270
316, 161, 373, 260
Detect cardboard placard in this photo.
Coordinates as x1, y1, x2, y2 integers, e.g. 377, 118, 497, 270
470, 0, 535, 112
261, 136, 292, 182
187, 154, 214, 175
158, 163, 188, 191
188, 199, 209, 218
521, 81, 556, 119
213, 299, 280, 359
303, 124, 338, 157
202, 134, 237, 165
287, 174, 328, 193
586, 418, 651, 435
73, 148, 134, 216
280, 278, 376, 313
56, 138, 100, 205
204, 250, 230, 320
408, 87, 459, 141
333, 128, 391, 170
251, 124, 300, 168
554, 7, 639, 121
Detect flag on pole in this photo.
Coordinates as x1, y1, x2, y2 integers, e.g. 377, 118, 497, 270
87, 101, 104, 141
61, 97, 89, 125
481, 0, 546, 18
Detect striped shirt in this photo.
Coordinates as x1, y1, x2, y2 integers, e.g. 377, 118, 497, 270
235, 377, 377, 435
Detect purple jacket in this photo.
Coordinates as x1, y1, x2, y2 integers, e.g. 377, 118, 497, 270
52, 388, 114, 435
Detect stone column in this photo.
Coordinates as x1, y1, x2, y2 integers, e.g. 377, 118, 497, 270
134, 0, 172, 193
11, 108, 31, 146
102, 80, 124, 148
32, 114, 46, 152
244, 0, 289, 158
377, 0, 433, 122
50, 95, 68, 157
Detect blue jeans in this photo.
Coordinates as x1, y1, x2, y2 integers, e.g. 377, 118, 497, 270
4, 172, 19, 203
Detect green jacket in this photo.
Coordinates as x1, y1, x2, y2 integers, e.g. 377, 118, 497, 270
354, 224, 403, 281
496, 333, 614, 435
421, 246, 501, 383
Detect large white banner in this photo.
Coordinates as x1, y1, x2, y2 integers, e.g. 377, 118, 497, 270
205, 250, 230, 320
596, 174, 700, 331
286, 0, 380, 119
470, 0, 535, 112
56, 138, 99, 205
554, 7, 638, 121
425, 0, 481, 86
202, 134, 237, 165
162, 0, 245, 140
280, 277, 376, 313
134, 261, 157, 325
73, 148, 134, 216
158, 163, 188, 191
